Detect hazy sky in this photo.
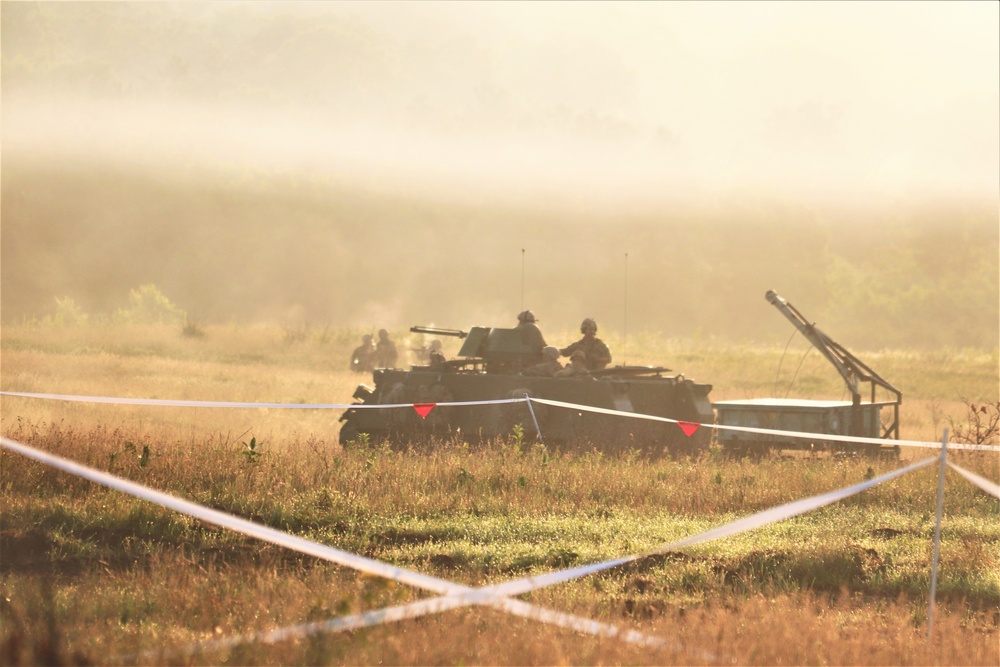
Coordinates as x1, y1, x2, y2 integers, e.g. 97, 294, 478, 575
3, 1, 998, 341
5, 0, 998, 207
361, 0, 1000, 200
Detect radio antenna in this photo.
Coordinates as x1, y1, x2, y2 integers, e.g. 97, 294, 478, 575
521, 248, 526, 311
623, 252, 629, 366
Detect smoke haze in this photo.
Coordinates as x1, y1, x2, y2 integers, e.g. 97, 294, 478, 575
2, 2, 998, 348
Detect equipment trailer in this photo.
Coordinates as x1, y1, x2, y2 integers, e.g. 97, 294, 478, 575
713, 291, 902, 457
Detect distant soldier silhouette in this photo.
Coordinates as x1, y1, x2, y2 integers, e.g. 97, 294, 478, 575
374, 329, 398, 368
349, 334, 376, 373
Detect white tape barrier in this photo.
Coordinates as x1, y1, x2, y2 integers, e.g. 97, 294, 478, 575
948, 462, 1000, 499
150, 589, 699, 663
0, 438, 452, 591
4, 396, 992, 658
0, 390, 520, 410
149, 455, 941, 660
8, 433, 981, 661
148, 457, 938, 661
172, 455, 939, 660
529, 397, 1000, 453
0, 437, 667, 651
4, 389, 998, 452
425, 456, 939, 601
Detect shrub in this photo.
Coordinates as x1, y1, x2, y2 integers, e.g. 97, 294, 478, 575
48, 296, 89, 325
113, 284, 186, 325
950, 398, 1000, 446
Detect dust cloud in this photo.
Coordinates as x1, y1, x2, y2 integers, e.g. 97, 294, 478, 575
2, 2, 998, 349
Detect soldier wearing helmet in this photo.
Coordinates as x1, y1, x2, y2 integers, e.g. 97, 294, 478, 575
523, 345, 563, 377
555, 349, 590, 377
427, 339, 447, 368
374, 328, 398, 369
560, 318, 612, 370
515, 309, 547, 365
349, 334, 376, 373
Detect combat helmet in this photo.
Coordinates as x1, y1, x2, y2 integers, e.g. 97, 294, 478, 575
580, 318, 597, 335
517, 310, 537, 324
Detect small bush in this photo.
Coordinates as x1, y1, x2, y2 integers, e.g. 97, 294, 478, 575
113, 284, 186, 325
950, 399, 1000, 445
182, 320, 206, 338
47, 296, 89, 325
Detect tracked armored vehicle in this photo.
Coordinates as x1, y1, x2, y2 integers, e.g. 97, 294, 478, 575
339, 324, 714, 455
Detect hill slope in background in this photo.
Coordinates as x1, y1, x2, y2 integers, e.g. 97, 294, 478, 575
2, 160, 996, 350
3, 2, 997, 349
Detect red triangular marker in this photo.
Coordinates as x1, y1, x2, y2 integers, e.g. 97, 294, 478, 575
413, 403, 436, 419
678, 421, 700, 437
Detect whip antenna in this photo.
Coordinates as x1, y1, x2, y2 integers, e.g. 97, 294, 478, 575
521, 248, 526, 312
623, 252, 628, 366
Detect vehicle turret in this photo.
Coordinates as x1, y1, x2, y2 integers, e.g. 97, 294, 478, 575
410, 325, 549, 373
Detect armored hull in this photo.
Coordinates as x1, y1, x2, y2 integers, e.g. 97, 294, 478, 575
340, 356, 713, 455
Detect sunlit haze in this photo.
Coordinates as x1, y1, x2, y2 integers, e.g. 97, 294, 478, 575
2, 1, 998, 346
5, 1, 998, 202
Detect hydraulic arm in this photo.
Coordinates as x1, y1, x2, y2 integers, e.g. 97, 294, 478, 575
765, 290, 901, 439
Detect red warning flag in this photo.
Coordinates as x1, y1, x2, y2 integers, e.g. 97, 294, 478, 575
678, 421, 700, 437
413, 403, 436, 419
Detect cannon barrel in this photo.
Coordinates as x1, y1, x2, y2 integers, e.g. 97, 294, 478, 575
410, 326, 468, 339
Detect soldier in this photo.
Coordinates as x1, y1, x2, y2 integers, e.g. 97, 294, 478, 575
427, 339, 447, 368
374, 328, 398, 368
523, 346, 563, 377
554, 349, 589, 377
560, 318, 612, 371
349, 334, 376, 373
516, 310, 547, 365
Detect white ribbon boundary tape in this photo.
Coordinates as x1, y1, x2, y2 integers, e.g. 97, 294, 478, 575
168, 455, 941, 661
0, 436, 671, 657
0, 390, 521, 410
7, 434, 985, 661
529, 397, 1000, 452
0, 391, 1000, 452
3, 390, 997, 452
947, 461, 1000, 498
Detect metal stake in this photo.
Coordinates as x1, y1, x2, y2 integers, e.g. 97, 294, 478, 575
927, 427, 948, 640
525, 394, 544, 444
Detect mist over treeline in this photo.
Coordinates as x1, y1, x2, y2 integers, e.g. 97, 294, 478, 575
4, 2, 998, 200
3, 160, 996, 351
2, 2, 997, 350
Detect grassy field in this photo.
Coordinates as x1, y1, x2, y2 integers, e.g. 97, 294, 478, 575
1, 323, 998, 665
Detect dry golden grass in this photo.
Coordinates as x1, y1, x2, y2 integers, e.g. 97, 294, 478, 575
5, 569, 997, 666
1, 323, 997, 665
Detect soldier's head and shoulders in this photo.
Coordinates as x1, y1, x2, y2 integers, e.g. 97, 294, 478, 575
555, 349, 589, 377
523, 346, 563, 377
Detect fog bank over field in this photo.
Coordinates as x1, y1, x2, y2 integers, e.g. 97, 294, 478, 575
2, 2, 998, 348
4, 2, 998, 205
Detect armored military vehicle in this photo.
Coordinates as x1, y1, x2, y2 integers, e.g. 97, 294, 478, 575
338, 324, 714, 456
